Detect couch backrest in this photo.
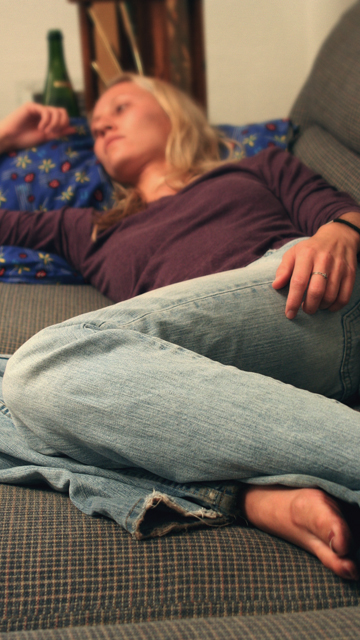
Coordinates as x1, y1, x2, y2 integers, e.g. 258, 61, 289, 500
290, 1, 360, 154
289, 1, 360, 203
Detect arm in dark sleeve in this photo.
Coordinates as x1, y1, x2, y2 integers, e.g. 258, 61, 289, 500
256, 147, 360, 235
0, 207, 94, 271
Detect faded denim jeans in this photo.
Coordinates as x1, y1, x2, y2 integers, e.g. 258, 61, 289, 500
2, 238, 360, 538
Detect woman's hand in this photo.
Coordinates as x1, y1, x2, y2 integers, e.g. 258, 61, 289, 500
0, 103, 76, 154
272, 217, 360, 319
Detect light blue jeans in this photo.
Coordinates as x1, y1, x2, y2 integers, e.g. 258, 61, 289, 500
2, 238, 360, 538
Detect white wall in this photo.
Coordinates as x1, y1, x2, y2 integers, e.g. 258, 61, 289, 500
204, 0, 357, 124
0, 0, 83, 120
0, 0, 357, 125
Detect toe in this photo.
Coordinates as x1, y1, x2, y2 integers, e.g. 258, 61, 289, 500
311, 538, 359, 580
291, 489, 353, 557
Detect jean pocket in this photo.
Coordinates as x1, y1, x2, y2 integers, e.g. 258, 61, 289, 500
341, 299, 360, 398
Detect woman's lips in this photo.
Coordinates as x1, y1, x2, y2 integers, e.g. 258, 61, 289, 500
105, 135, 124, 150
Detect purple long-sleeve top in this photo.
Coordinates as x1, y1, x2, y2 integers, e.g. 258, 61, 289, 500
1, 148, 360, 303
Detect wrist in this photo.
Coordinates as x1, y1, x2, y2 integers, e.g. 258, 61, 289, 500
0, 127, 13, 155
330, 214, 360, 253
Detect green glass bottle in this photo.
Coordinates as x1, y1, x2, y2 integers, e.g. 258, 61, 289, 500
43, 30, 80, 117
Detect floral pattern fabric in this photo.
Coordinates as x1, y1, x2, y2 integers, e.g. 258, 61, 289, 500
0, 118, 114, 213
0, 117, 115, 284
218, 119, 291, 160
0, 246, 84, 284
0, 117, 291, 284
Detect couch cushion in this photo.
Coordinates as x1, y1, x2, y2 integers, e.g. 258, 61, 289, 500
1, 607, 360, 640
290, 125, 360, 205
289, 1, 360, 202
0, 483, 359, 633
0, 283, 112, 354
289, 1, 360, 154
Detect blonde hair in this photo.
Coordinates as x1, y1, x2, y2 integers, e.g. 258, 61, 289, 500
92, 74, 234, 237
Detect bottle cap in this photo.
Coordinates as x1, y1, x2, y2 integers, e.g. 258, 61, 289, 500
47, 30, 63, 40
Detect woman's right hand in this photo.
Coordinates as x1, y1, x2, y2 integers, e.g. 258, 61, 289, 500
272, 217, 360, 319
0, 103, 76, 154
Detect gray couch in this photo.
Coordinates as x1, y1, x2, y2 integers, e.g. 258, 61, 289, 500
289, 1, 360, 205
1, 4, 360, 638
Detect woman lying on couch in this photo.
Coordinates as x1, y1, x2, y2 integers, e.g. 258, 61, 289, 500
1, 74, 360, 581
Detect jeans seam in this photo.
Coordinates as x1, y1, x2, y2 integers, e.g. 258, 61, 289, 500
340, 299, 360, 400
0, 400, 11, 418
96, 279, 274, 330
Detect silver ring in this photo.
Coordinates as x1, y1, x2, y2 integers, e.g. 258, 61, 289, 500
311, 271, 328, 280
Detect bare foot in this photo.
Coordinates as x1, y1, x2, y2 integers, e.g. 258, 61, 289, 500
242, 485, 359, 580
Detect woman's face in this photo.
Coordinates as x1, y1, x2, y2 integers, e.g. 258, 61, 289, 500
91, 82, 171, 185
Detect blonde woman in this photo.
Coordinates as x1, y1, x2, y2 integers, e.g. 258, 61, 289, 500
1, 75, 360, 580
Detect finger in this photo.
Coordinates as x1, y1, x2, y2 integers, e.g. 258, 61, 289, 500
52, 109, 75, 136
53, 108, 70, 132
318, 281, 340, 310
37, 107, 53, 132
303, 270, 332, 314
328, 265, 357, 312
43, 107, 63, 134
285, 255, 315, 319
272, 249, 295, 290
317, 262, 346, 310
56, 108, 69, 128
317, 257, 356, 312
17, 104, 44, 132
39, 107, 68, 136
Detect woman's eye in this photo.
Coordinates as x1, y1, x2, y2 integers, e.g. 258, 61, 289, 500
116, 103, 128, 113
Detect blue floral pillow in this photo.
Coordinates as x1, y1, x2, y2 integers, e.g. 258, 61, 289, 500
0, 117, 115, 284
0, 117, 291, 284
0, 246, 84, 284
0, 118, 114, 212
218, 119, 291, 159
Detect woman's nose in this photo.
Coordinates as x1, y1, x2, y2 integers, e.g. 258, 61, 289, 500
95, 118, 114, 135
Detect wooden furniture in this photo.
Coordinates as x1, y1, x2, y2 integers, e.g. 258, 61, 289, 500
68, 0, 206, 114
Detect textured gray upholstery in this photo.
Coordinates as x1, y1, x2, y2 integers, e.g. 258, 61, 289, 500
1, 606, 360, 640
0, 484, 359, 633
0, 283, 112, 354
2, 5, 360, 638
290, 1, 360, 203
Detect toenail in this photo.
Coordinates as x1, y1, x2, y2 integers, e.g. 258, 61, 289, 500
343, 568, 359, 581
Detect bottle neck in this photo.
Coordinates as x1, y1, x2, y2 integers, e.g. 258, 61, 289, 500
48, 37, 68, 77
43, 31, 80, 116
